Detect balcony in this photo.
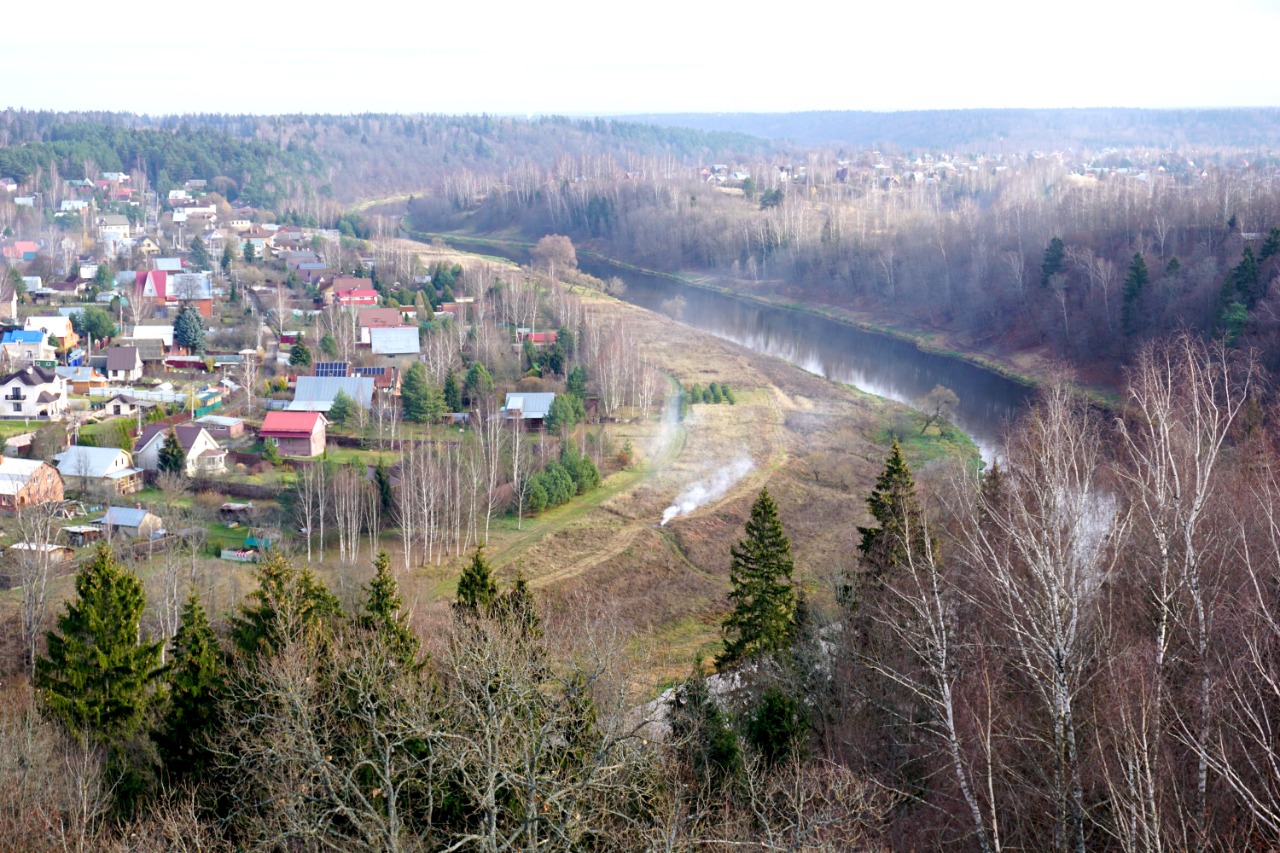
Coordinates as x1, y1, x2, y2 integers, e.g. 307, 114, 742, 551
4, 392, 26, 402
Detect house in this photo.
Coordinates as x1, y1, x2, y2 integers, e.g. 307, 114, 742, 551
322, 276, 375, 306
53, 446, 144, 495
99, 393, 148, 418
167, 273, 214, 316
134, 424, 227, 476
351, 365, 399, 394
98, 214, 131, 243
1, 331, 55, 365
2, 545, 74, 586
259, 411, 327, 457
55, 365, 108, 395
134, 236, 161, 256
357, 307, 405, 343
155, 257, 184, 273
502, 392, 556, 427
112, 337, 165, 363
0, 366, 67, 419
288, 375, 374, 412
105, 346, 144, 382
194, 414, 245, 438
0, 457, 64, 512
24, 316, 78, 349
2, 241, 39, 261
370, 326, 420, 356
337, 288, 380, 308
135, 270, 168, 307
95, 505, 162, 540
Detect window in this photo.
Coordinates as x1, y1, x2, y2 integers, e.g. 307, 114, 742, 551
11, 403, 18, 413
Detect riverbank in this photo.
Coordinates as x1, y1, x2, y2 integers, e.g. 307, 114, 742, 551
404, 226, 1122, 408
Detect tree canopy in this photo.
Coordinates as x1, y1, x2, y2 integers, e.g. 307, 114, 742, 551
719, 488, 796, 667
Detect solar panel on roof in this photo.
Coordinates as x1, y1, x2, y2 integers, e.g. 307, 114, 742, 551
353, 366, 386, 376
313, 362, 349, 377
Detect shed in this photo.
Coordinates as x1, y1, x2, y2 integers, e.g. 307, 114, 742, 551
370, 326, 420, 356
95, 505, 163, 539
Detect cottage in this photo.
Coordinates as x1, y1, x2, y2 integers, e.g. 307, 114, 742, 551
194, 414, 245, 438
23, 316, 78, 349
0, 366, 67, 420
100, 394, 149, 418
95, 505, 163, 540
502, 392, 556, 427
55, 366, 109, 395
104, 346, 144, 382
260, 411, 327, 457
134, 424, 227, 476
0, 457, 63, 512
53, 446, 144, 495
357, 307, 405, 343
1, 545, 74, 587
1, 330, 55, 365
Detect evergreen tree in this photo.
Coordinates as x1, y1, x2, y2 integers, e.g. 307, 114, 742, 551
855, 440, 928, 589
719, 488, 796, 667
35, 544, 163, 740
360, 550, 418, 666
455, 546, 499, 614
443, 369, 462, 411
1262, 227, 1280, 261
173, 303, 206, 354
319, 331, 338, 357
463, 361, 494, 404
402, 362, 442, 423
157, 428, 186, 475
155, 594, 224, 780
545, 393, 585, 434
1041, 236, 1066, 287
220, 244, 234, 276
188, 235, 211, 270
1121, 253, 1149, 335
566, 364, 588, 400
374, 458, 394, 513
289, 340, 312, 368
230, 552, 341, 659
242, 239, 256, 264
327, 389, 355, 425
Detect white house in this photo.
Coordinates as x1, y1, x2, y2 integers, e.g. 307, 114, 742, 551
134, 424, 227, 476
104, 347, 143, 382
0, 366, 67, 419
53, 446, 144, 495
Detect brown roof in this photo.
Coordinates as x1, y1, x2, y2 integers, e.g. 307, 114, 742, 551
357, 307, 403, 329
1, 365, 58, 387
136, 424, 211, 454
105, 346, 141, 372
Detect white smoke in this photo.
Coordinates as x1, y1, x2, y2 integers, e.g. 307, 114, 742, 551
661, 457, 754, 526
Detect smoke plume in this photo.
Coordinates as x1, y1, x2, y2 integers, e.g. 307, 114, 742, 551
660, 457, 754, 526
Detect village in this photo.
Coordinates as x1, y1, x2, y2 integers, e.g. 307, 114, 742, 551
0, 172, 630, 583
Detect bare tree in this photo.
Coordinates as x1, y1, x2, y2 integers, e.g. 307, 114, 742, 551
12, 469, 67, 674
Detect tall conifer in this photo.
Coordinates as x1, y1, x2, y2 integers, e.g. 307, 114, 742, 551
719, 488, 796, 667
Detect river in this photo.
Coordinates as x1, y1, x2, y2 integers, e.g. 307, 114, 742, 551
425, 235, 1034, 461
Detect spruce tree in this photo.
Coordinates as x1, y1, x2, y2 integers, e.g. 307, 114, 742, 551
155, 593, 224, 779
719, 488, 796, 667
289, 340, 312, 368
443, 369, 462, 412
1121, 253, 1149, 335
157, 428, 186, 475
1041, 236, 1066, 287
173, 303, 206, 354
230, 552, 341, 659
856, 440, 928, 588
401, 362, 435, 422
220, 244, 234, 275
464, 362, 494, 405
361, 550, 418, 666
327, 389, 355, 426
35, 544, 163, 740
188, 235, 211, 270
455, 546, 499, 614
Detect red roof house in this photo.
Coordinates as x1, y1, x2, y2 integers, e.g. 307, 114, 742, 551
259, 411, 327, 458
337, 289, 380, 307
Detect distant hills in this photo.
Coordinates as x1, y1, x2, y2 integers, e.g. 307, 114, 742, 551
621, 108, 1280, 152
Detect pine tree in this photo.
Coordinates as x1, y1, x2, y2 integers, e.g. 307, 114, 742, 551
155, 594, 224, 779
157, 428, 186, 475
443, 369, 462, 412
289, 340, 312, 368
374, 458, 394, 513
242, 240, 256, 264
230, 552, 341, 659
220, 244, 234, 276
35, 544, 163, 740
188, 235, 211, 270
361, 550, 418, 665
464, 362, 494, 404
567, 364, 588, 400
855, 440, 928, 589
719, 488, 796, 667
327, 389, 355, 426
455, 546, 499, 614
1121, 253, 1149, 335
402, 362, 441, 423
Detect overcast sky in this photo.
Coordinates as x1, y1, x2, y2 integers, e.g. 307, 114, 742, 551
5, 0, 1279, 116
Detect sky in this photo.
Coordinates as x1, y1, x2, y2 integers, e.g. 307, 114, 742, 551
4, 0, 1279, 116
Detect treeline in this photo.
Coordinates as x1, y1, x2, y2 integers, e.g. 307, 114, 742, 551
2, 543, 881, 851
0, 121, 322, 207
409, 143, 1280, 378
